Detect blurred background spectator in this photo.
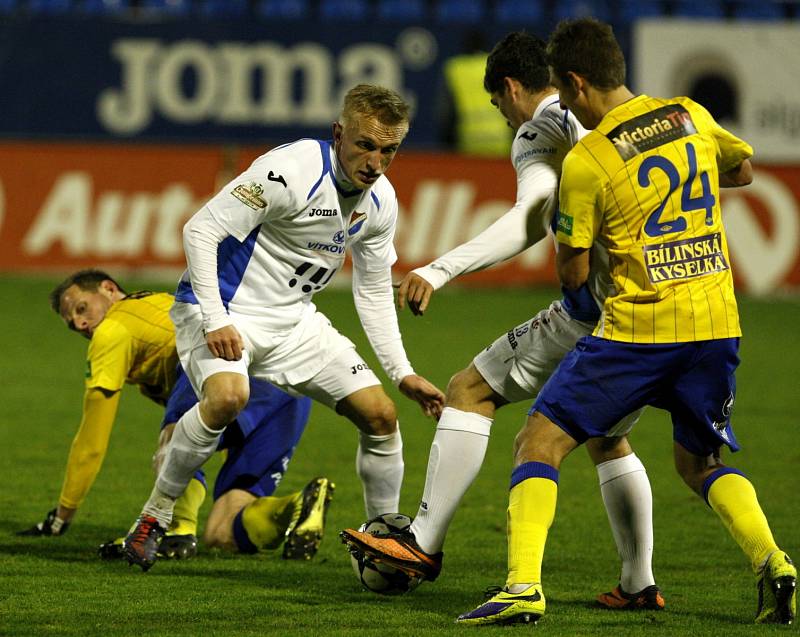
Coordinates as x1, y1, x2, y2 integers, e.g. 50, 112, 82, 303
439, 29, 512, 157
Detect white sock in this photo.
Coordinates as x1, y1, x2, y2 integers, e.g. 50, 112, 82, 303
597, 453, 655, 592
356, 427, 404, 519
410, 407, 491, 555
144, 404, 222, 527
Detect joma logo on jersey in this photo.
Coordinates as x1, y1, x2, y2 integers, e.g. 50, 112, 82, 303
309, 207, 338, 217
644, 232, 729, 282
307, 241, 345, 254
231, 182, 267, 210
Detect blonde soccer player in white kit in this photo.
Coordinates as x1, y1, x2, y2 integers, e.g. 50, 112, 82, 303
123, 84, 445, 571
341, 32, 663, 611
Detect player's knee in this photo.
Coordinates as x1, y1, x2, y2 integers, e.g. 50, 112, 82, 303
362, 397, 398, 435
445, 367, 472, 403
208, 395, 247, 425
445, 365, 491, 409
338, 386, 397, 435
203, 387, 249, 427
585, 435, 632, 464
513, 413, 573, 467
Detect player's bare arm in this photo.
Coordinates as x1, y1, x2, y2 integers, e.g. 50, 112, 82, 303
556, 244, 591, 290
398, 374, 445, 419
205, 324, 245, 361
395, 272, 434, 316
719, 159, 753, 188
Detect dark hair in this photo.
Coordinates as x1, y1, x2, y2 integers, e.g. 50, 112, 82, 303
49, 269, 125, 313
484, 31, 550, 95
546, 18, 626, 90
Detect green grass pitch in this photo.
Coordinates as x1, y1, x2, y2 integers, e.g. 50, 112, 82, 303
1, 274, 797, 636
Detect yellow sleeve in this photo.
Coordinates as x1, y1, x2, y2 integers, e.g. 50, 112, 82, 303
556, 151, 602, 249
714, 123, 753, 173
58, 387, 122, 510
686, 98, 753, 173
85, 320, 133, 393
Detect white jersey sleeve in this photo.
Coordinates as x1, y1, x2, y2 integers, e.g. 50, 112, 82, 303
414, 95, 583, 290
182, 207, 236, 332
352, 264, 414, 385
349, 179, 411, 384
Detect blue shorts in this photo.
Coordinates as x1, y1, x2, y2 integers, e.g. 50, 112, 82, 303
531, 336, 740, 456
162, 367, 313, 499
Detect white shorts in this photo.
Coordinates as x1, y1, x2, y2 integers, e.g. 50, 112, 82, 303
170, 302, 381, 410
473, 300, 641, 437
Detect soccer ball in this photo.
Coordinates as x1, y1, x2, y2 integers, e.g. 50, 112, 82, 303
349, 513, 422, 596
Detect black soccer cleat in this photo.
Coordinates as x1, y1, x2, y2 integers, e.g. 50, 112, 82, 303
158, 533, 198, 560
283, 477, 335, 560
122, 515, 166, 572
596, 584, 665, 610
98, 537, 125, 560
756, 551, 796, 624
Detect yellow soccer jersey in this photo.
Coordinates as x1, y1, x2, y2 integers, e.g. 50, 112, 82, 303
85, 291, 178, 403
60, 292, 178, 509
556, 94, 752, 343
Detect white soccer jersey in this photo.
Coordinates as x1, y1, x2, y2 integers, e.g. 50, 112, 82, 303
415, 95, 582, 286
175, 138, 414, 384
177, 139, 397, 330
414, 95, 611, 319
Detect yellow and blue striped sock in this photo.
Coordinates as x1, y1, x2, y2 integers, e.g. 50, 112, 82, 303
506, 462, 558, 588
704, 468, 778, 573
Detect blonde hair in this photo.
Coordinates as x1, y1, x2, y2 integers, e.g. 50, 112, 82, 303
340, 84, 410, 128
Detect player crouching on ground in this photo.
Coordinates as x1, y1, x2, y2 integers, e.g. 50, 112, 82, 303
19, 269, 333, 562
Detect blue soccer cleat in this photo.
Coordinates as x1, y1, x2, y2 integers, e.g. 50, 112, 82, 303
456, 584, 545, 625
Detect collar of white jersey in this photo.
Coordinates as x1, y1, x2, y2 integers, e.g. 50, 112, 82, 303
328, 142, 364, 198
532, 92, 562, 122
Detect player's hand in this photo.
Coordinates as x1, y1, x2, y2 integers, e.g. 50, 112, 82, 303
17, 508, 71, 536
395, 272, 434, 316
205, 324, 245, 361
398, 375, 445, 420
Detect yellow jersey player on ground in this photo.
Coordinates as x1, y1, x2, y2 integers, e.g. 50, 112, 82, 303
19, 269, 334, 562
457, 18, 795, 626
